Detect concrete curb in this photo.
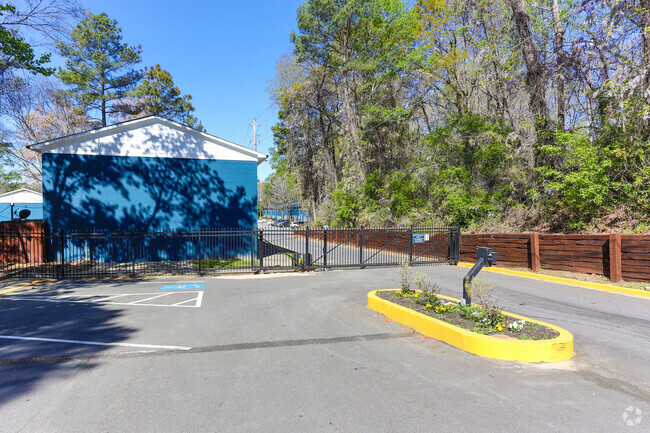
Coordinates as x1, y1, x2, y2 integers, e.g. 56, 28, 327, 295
457, 262, 650, 299
368, 290, 574, 363
0, 280, 48, 296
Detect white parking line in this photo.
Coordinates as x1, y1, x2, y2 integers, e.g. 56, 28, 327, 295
128, 293, 171, 305
91, 294, 131, 302
0, 335, 191, 351
172, 298, 198, 306
3, 292, 203, 308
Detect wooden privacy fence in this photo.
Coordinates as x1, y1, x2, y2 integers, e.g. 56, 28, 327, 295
0, 221, 47, 264
461, 233, 650, 282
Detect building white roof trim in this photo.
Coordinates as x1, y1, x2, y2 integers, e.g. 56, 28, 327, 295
0, 188, 43, 204
28, 116, 268, 165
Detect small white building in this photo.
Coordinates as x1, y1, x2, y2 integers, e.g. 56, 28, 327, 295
0, 188, 43, 221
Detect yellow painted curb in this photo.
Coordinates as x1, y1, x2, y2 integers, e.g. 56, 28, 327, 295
0, 280, 48, 296
457, 262, 650, 299
368, 290, 574, 363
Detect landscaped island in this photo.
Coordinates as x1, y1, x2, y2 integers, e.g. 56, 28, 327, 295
368, 270, 573, 362
376, 287, 558, 340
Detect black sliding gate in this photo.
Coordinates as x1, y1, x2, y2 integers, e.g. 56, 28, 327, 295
0, 225, 460, 279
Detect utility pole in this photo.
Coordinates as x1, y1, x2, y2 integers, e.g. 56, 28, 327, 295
250, 118, 260, 152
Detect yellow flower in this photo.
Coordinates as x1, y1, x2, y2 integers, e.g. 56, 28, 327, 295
496, 323, 503, 332
425, 304, 432, 309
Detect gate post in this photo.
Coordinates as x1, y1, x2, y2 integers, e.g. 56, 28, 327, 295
130, 230, 136, 276
409, 225, 414, 265
359, 226, 364, 268
304, 226, 310, 270
530, 233, 540, 272
454, 225, 461, 264
609, 233, 622, 283
323, 229, 328, 268
258, 229, 264, 272
250, 228, 255, 273
197, 229, 203, 276
59, 229, 66, 279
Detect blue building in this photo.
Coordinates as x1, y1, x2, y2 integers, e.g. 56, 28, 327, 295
30, 116, 266, 232
0, 188, 43, 221
29, 116, 266, 262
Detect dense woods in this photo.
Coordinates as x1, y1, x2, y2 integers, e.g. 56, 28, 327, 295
268, 0, 650, 232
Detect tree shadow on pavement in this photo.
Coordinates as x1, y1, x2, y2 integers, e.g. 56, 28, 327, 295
0, 282, 136, 407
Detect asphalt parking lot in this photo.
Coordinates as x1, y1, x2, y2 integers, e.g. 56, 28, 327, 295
0, 265, 648, 432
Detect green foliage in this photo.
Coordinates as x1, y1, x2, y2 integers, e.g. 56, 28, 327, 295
57, 12, 143, 126
269, 0, 650, 233
398, 261, 413, 293
359, 170, 426, 220
0, 4, 54, 75
536, 128, 650, 229
128, 64, 200, 129
413, 271, 441, 307
0, 165, 23, 192
331, 184, 361, 226
413, 271, 438, 294
423, 113, 519, 227
538, 132, 612, 221
193, 258, 254, 269
465, 277, 502, 324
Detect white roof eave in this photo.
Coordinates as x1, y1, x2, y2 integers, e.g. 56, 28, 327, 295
28, 116, 267, 163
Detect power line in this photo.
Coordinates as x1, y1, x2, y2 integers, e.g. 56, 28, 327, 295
242, 124, 252, 148
253, 102, 274, 121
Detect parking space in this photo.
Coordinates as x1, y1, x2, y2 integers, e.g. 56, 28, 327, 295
0, 266, 648, 432
3, 290, 204, 308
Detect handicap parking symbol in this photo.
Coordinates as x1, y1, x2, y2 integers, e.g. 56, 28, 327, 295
160, 284, 204, 290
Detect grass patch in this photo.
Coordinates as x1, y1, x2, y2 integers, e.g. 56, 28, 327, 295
193, 258, 256, 269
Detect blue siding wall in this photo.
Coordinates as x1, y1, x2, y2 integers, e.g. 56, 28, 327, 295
42, 154, 258, 232
0, 203, 43, 221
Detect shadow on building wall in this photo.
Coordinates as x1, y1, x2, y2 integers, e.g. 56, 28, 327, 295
41, 128, 258, 263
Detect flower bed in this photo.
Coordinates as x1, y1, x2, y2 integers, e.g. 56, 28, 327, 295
368, 289, 574, 362
376, 288, 558, 340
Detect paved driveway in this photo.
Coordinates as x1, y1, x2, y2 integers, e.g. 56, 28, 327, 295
0, 265, 648, 432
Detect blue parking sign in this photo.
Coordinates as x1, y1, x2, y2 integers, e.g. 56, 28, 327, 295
413, 233, 427, 244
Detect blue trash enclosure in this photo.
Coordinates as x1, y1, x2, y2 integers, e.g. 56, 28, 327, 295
29, 116, 267, 264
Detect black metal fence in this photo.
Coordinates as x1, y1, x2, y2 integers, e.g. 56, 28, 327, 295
0, 225, 460, 279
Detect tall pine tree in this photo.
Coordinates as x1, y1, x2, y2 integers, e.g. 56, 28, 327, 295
57, 12, 142, 127
118, 64, 203, 130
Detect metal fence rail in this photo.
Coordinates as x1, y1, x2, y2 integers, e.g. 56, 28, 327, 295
0, 225, 460, 279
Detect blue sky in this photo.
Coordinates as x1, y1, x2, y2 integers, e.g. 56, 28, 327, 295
77, 0, 306, 181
